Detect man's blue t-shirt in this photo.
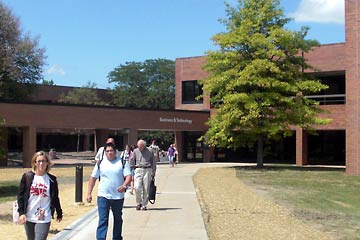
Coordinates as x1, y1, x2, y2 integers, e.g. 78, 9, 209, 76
91, 157, 131, 199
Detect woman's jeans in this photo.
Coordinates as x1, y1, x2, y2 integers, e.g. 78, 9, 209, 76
24, 221, 51, 240
97, 197, 124, 240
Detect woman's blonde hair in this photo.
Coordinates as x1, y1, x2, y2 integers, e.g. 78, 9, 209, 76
31, 151, 53, 172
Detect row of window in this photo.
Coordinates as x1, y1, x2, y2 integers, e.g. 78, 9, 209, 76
181, 73, 346, 105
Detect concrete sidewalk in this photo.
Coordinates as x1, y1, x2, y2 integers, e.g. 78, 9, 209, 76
51, 163, 209, 240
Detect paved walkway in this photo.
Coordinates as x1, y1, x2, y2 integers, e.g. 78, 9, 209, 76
51, 163, 209, 240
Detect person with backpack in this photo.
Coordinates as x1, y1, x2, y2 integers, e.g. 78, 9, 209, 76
129, 139, 156, 211
87, 142, 131, 240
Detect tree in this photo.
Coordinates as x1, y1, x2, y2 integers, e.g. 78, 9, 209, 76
0, 2, 46, 101
108, 59, 175, 109
138, 130, 174, 151
202, 0, 330, 167
42, 79, 55, 85
58, 81, 109, 106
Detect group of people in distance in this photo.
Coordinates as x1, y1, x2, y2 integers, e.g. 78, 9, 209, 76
15, 137, 175, 239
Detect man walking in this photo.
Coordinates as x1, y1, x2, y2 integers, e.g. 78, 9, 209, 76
129, 139, 156, 211
87, 142, 131, 240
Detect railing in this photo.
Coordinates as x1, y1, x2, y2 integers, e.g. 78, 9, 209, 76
210, 94, 346, 108
306, 94, 346, 105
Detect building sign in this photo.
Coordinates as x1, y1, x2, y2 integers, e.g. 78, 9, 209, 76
160, 117, 193, 124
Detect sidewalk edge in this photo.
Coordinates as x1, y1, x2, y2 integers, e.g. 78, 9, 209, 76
50, 207, 98, 240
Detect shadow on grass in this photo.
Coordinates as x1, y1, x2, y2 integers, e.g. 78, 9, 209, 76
224, 164, 345, 173
0, 213, 12, 222
0, 184, 18, 198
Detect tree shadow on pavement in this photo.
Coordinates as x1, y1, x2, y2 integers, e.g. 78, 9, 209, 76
123, 205, 181, 211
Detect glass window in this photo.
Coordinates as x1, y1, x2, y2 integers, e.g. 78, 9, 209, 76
184, 132, 203, 162
182, 80, 203, 104
307, 72, 346, 105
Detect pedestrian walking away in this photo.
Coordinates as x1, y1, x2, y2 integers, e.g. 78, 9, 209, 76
87, 142, 132, 240
17, 151, 63, 240
129, 139, 157, 211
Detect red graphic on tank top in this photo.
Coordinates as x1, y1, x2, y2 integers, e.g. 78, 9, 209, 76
30, 183, 48, 198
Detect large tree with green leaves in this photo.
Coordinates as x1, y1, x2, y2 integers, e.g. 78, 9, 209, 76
108, 59, 175, 109
203, 0, 330, 167
0, 2, 46, 101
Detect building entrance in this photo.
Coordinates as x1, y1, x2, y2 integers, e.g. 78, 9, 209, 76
184, 132, 203, 162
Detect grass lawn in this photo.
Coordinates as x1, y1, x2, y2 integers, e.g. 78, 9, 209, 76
0, 181, 19, 203
0, 166, 98, 239
235, 165, 360, 239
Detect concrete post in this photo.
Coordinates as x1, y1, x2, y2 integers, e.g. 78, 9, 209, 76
296, 128, 308, 166
23, 126, 36, 168
84, 134, 90, 151
174, 131, 183, 163
128, 129, 138, 147
0, 127, 8, 166
94, 129, 108, 154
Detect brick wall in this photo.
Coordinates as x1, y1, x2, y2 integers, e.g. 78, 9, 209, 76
345, 0, 360, 175
175, 56, 210, 111
0, 103, 209, 132
175, 43, 346, 111
305, 43, 346, 73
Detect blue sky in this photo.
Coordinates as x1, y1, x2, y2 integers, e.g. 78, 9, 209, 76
2, 0, 345, 89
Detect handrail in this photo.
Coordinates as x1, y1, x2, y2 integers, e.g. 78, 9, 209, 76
306, 94, 346, 105
210, 94, 346, 108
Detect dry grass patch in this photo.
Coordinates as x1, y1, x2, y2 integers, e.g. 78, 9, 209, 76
0, 166, 98, 239
193, 167, 331, 240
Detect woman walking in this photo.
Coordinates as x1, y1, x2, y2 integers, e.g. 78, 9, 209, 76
17, 151, 63, 240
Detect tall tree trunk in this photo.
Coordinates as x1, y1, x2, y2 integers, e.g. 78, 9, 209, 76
257, 135, 264, 168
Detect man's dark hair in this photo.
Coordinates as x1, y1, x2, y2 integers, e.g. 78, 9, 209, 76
105, 142, 116, 151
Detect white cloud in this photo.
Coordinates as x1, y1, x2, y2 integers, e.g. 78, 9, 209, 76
46, 64, 66, 76
289, 0, 344, 24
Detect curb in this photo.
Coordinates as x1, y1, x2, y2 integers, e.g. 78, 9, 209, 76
50, 207, 98, 240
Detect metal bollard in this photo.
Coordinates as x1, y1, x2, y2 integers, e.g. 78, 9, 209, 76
75, 164, 83, 203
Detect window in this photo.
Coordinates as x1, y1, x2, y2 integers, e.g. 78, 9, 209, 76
182, 80, 203, 104
184, 132, 203, 162
306, 72, 346, 105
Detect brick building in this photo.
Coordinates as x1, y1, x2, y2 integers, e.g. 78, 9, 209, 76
0, 0, 359, 175
175, 0, 359, 175
0, 82, 211, 167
